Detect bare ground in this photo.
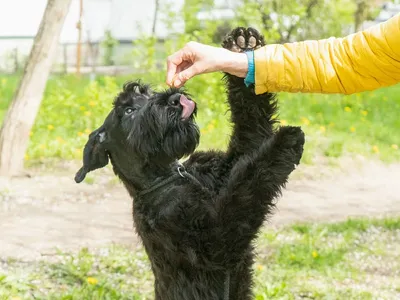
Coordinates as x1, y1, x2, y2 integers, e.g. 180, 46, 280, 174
1, 157, 400, 261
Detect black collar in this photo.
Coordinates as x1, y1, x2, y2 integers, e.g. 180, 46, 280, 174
137, 163, 201, 198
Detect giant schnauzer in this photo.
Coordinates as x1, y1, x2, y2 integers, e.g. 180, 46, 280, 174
74, 27, 305, 300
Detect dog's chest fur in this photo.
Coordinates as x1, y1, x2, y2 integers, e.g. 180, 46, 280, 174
133, 169, 253, 300
130, 157, 254, 300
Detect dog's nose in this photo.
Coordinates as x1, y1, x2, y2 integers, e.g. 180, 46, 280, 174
168, 93, 181, 107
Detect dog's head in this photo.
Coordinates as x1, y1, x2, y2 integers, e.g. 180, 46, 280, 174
74, 80, 200, 183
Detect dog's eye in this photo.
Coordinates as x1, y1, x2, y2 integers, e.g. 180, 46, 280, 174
124, 107, 135, 115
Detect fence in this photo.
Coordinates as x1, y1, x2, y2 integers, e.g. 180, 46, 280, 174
0, 38, 144, 76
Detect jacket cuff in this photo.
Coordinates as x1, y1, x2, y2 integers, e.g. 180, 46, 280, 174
244, 50, 255, 87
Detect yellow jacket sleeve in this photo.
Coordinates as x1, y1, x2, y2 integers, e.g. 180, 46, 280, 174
254, 13, 400, 95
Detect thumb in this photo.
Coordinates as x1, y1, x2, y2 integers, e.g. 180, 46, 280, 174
174, 65, 200, 88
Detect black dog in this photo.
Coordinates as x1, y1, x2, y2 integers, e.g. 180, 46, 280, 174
75, 27, 305, 300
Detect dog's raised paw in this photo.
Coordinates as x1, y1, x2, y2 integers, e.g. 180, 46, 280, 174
222, 27, 265, 52
275, 126, 305, 164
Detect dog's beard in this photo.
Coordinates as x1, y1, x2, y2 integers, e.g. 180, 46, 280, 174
126, 102, 200, 164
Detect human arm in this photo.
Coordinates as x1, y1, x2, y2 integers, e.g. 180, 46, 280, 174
166, 14, 400, 95
166, 42, 249, 87
254, 13, 400, 95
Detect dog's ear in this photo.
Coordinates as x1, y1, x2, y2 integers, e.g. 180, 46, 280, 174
74, 125, 109, 183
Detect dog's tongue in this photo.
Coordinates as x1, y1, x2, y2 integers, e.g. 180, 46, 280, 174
180, 95, 195, 119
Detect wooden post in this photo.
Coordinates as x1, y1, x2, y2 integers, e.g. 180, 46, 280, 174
76, 0, 83, 76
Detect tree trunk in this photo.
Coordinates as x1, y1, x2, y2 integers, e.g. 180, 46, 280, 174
0, 0, 72, 176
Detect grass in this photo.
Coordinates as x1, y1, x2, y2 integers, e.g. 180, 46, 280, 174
0, 73, 399, 166
1, 216, 399, 299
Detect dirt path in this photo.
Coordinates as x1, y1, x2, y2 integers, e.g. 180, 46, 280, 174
1, 159, 400, 260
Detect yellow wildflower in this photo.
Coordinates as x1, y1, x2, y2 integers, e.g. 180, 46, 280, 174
80, 106, 86, 111
257, 265, 264, 271
24, 155, 29, 161
312, 250, 318, 258
207, 123, 215, 131
200, 129, 207, 135
372, 145, 379, 153
344, 106, 352, 112
84, 128, 91, 134
319, 126, 326, 133
361, 110, 368, 116
86, 277, 98, 285
78, 132, 84, 137
29, 131, 33, 136
281, 120, 287, 126
39, 144, 45, 149
85, 111, 91, 117
301, 117, 310, 126
56, 136, 64, 143
392, 144, 398, 150
47, 124, 54, 130
350, 126, 356, 133
89, 101, 97, 106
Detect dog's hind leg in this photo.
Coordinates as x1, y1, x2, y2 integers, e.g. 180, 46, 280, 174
222, 27, 279, 158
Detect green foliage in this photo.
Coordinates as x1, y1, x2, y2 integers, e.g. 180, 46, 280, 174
183, 0, 214, 33
100, 30, 119, 66
1, 73, 400, 164
234, 0, 357, 43
277, 87, 400, 164
132, 36, 156, 72
1, 217, 399, 299
1, 0, 396, 167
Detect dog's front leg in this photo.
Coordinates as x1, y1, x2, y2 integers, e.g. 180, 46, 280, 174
222, 27, 279, 158
216, 126, 305, 257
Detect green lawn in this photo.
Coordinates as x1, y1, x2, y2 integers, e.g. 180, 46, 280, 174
1, 217, 399, 299
0, 73, 399, 165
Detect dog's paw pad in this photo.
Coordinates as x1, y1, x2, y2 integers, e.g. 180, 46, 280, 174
222, 27, 265, 52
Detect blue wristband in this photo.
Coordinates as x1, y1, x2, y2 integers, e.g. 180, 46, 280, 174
244, 50, 255, 87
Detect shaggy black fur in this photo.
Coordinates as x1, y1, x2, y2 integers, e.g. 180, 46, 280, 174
75, 27, 305, 300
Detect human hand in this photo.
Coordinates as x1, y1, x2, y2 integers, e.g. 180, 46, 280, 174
166, 41, 248, 88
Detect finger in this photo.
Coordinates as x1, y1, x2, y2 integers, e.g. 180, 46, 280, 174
171, 61, 192, 88
166, 49, 185, 86
176, 60, 191, 74
174, 65, 199, 88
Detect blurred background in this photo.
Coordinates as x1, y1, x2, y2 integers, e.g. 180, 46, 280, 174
1, 0, 399, 162
1, 0, 400, 74
0, 1, 399, 299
